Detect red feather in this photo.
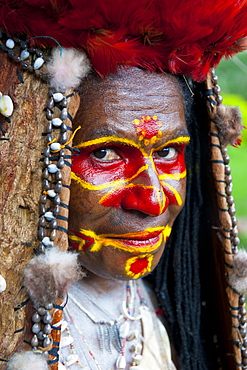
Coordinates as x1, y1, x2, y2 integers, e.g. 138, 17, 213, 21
0, 0, 247, 81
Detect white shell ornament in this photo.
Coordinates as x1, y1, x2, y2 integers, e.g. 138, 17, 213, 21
0, 92, 14, 117
6, 39, 15, 49
34, 57, 45, 70
20, 50, 30, 60
116, 355, 126, 370
0, 275, 6, 293
65, 354, 79, 366
53, 93, 64, 102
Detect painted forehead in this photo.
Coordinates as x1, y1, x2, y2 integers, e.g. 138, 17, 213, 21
73, 69, 185, 140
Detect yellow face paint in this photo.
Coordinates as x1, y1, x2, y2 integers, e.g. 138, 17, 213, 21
69, 225, 172, 254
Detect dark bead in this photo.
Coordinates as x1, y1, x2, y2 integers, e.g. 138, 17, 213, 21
54, 195, 61, 205
243, 338, 247, 348
46, 134, 53, 144
60, 132, 68, 144
221, 146, 228, 156
38, 243, 45, 253
229, 205, 236, 216
240, 307, 247, 316
37, 331, 45, 340
20, 61, 28, 69
38, 227, 45, 240
60, 149, 65, 157
54, 181, 62, 193
232, 226, 239, 237
225, 175, 232, 185
40, 204, 46, 215
39, 216, 46, 227
46, 109, 53, 120
60, 122, 67, 133
43, 337, 51, 348
60, 97, 68, 107
60, 108, 68, 120
50, 219, 57, 229
43, 324, 52, 334
20, 42, 28, 49
223, 155, 230, 164
216, 95, 223, 105
56, 171, 63, 181
58, 157, 65, 169
227, 195, 234, 206
225, 165, 231, 175
240, 296, 246, 305
226, 185, 232, 196
42, 179, 50, 190
42, 168, 49, 180
50, 229, 56, 241
233, 236, 240, 246
32, 312, 41, 323
46, 122, 53, 134
240, 327, 247, 338
12, 55, 21, 62
47, 97, 54, 110
32, 323, 41, 334
44, 157, 50, 167
40, 194, 47, 204
243, 358, 247, 366
45, 303, 53, 310
28, 47, 36, 53
232, 246, 238, 254
241, 316, 247, 325
43, 312, 52, 324
35, 49, 43, 57
44, 146, 50, 157
53, 205, 60, 216
232, 216, 238, 227
37, 307, 47, 315
31, 335, 39, 347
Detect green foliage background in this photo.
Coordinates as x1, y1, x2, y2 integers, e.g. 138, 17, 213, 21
216, 52, 247, 246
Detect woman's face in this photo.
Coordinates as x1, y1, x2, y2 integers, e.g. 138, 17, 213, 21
69, 69, 189, 280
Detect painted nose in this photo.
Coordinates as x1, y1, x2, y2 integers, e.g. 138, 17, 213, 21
120, 184, 167, 216
99, 166, 168, 216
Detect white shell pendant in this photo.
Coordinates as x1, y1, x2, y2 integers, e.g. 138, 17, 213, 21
116, 355, 126, 370
34, 57, 44, 70
0, 92, 13, 117
0, 275, 6, 293
60, 334, 74, 348
119, 321, 130, 338
65, 354, 79, 366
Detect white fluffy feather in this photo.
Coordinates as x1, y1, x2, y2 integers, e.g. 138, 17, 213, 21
7, 352, 48, 370
24, 247, 82, 307
47, 48, 91, 91
230, 249, 247, 294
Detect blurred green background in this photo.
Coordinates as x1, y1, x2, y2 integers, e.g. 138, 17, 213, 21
216, 51, 247, 247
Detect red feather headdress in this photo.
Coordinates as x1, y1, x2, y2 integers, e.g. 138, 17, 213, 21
0, 0, 247, 81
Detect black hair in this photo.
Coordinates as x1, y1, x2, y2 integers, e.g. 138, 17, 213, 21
149, 77, 226, 369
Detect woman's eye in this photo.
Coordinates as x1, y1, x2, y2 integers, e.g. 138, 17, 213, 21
92, 148, 121, 162
154, 147, 177, 159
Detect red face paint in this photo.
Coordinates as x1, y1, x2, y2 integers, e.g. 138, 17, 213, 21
129, 258, 149, 274
72, 135, 189, 214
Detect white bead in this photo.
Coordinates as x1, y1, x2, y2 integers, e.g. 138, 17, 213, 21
60, 335, 74, 348
34, 57, 44, 69
133, 354, 143, 365
65, 354, 78, 366
20, 50, 30, 60
130, 367, 144, 370
0, 93, 14, 117
116, 355, 126, 370
119, 321, 130, 338
44, 211, 54, 220
50, 142, 61, 151
42, 237, 54, 247
126, 330, 138, 341
52, 118, 62, 127
47, 190, 56, 198
48, 164, 58, 173
0, 275, 6, 293
53, 93, 64, 102
6, 39, 15, 49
